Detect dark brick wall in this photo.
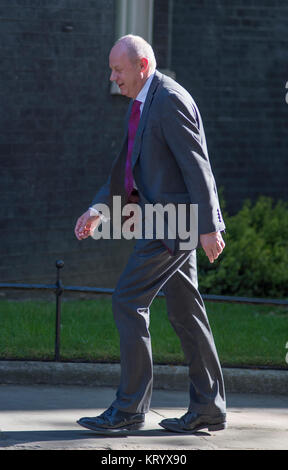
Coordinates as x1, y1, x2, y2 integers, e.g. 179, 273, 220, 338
0, 0, 132, 285
170, 0, 288, 213
153, 0, 172, 70
1, 0, 288, 288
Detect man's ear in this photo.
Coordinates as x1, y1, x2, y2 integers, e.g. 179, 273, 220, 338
140, 57, 149, 73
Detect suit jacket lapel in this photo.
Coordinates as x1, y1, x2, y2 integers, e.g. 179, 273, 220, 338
131, 71, 162, 169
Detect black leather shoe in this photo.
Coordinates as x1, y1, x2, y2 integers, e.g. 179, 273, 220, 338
159, 411, 226, 433
77, 406, 145, 434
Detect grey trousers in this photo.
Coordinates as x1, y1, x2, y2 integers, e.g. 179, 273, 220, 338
111, 237, 226, 416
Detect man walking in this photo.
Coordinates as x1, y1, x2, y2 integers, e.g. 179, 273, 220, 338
74, 35, 226, 434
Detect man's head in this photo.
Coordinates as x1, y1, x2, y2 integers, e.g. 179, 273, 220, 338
109, 34, 157, 99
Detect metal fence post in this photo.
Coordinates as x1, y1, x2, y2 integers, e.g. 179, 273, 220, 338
55, 260, 64, 361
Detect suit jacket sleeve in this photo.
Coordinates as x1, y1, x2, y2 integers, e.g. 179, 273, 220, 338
160, 90, 225, 234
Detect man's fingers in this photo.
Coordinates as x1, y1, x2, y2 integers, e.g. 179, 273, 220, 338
205, 240, 224, 263
75, 215, 90, 240
208, 253, 214, 263
219, 237, 225, 250
207, 248, 217, 263
75, 212, 100, 241
74, 218, 83, 239
216, 240, 223, 253
78, 222, 91, 239
210, 243, 223, 262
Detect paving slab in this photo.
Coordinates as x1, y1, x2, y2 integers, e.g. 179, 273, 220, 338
0, 385, 287, 451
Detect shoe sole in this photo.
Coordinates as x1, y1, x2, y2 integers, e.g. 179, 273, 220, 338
77, 419, 145, 435
159, 421, 227, 434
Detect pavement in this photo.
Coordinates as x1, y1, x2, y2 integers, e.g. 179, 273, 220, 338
0, 385, 287, 451
0, 361, 287, 451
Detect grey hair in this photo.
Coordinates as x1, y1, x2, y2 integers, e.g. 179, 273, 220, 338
115, 34, 157, 72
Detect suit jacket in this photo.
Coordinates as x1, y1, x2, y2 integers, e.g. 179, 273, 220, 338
91, 70, 225, 254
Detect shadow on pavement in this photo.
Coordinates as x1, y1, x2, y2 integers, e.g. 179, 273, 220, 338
0, 428, 209, 448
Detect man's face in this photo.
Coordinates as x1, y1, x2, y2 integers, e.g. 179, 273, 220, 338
109, 44, 144, 99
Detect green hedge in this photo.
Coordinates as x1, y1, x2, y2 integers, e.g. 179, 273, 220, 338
197, 196, 288, 299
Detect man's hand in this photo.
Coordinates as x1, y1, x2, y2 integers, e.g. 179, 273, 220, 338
74, 210, 101, 240
200, 231, 225, 263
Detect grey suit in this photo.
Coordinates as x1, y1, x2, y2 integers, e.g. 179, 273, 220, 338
91, 71, 226, 415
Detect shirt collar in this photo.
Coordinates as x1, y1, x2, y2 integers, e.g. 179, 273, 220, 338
135, 72, 155, 105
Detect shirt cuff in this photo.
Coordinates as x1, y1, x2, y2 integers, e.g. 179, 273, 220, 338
89, 207, 109, 222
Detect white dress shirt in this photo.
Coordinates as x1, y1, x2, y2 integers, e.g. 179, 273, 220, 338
135, 72, 155, 113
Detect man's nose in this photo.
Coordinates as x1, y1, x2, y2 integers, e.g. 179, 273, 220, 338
110, 70, 116, 82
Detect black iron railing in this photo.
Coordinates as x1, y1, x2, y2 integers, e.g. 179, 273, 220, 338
0, 260, 287, 361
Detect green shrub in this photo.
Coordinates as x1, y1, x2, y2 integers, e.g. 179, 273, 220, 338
197, 196, 288, 298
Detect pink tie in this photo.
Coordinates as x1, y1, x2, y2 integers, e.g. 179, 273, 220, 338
125, 99, 141, 197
